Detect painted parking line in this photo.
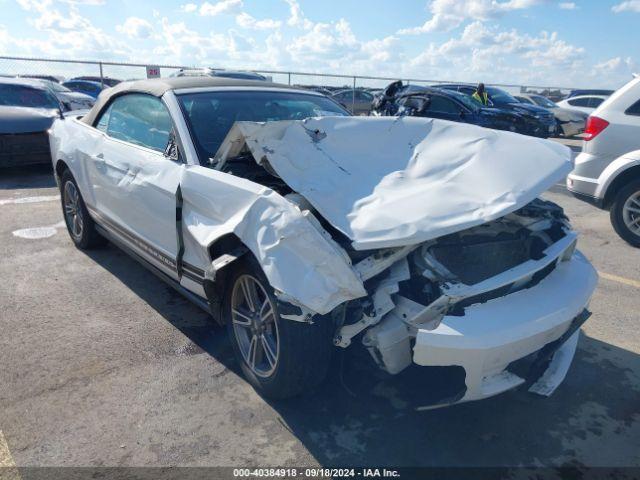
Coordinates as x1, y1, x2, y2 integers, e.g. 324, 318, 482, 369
12, 221, 66, 240
598, 271, 640, 289
0, 195, 59, 206
0, 430, 15, 468
0, 430, 21, 480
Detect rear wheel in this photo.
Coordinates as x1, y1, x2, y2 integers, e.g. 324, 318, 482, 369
610, 179, 640, 248
60, 170, 106, 249
224, 257, 333, 399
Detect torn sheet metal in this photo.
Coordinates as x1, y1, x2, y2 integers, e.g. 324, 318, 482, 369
179, 165, 367, 315
214, 116, 573, 250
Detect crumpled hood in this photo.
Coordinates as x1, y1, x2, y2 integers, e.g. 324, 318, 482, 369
214, 116, 572, 250
0, 106, 58, 134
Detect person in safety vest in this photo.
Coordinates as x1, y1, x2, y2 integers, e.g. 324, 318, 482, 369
472, 83, 489, 105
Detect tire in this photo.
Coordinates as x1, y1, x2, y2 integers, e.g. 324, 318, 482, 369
224, 256, 334, 399
60, 170, 106, 249
610, 179, 640, 248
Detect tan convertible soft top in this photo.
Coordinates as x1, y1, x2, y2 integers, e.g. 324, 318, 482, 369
80, 76, 291, 126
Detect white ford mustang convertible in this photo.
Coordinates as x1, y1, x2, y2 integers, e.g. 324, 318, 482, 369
49, 77, 598, 406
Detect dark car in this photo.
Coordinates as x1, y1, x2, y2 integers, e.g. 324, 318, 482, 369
372, 81, 522, 133
0, 78, 62, 167
437, 84, 556, 138
71, 76, 122, 87
62, 79, 105, 99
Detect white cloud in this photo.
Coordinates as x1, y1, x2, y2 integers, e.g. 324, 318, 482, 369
60, 0, 106, 5
15, 0, 51, 12
235, 12, 281, 30
408, 21, 586, 86
181, 3, 198, 13
199, 0, 243, 16
398, 0, 546, 34
13, 0, 131, 59
594, 56, 637, 77
612, 1, 640, 13
116, 17, 154, 39
285, 0, 313, 29
558, 2, 576, 9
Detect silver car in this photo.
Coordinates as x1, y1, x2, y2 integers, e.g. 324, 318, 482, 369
515, 94, 587, 137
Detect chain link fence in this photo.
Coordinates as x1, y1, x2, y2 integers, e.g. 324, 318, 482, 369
0, 55, 576, 113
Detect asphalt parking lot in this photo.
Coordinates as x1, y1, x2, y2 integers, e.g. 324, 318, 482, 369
0, 139, 639, 474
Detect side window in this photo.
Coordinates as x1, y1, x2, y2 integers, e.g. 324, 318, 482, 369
103, 94, 172, 152
427, 96, 461, 114
95, 103, 112, 132
625, 99, 640, 116
568, 97, 590, 107
589, 97, 604, 108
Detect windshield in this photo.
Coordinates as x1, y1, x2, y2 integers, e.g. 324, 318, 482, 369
45, 81, 71, 93
178, 90, 350, 161
531, 95, 557, 108
486, 87, 519, 105
0, 84, 60, 109
452, 91, 481, 111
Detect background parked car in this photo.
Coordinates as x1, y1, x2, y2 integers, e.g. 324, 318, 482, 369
71, 76, 122, 87
62, 79, 104, 99
0, 77, 62, 167
515, 93, 588, 137
332, 88, 374, 115
19, 74, 65, 84
372, 81, 522, 133
437, 84, 556, 137
567, 89, 614, 98
567, 76, 640, 247
557, 95, 609, 114
38, 79, 94, 111
169, 67, 268, 81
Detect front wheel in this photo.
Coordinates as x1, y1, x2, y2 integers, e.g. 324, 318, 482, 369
610, 179, 640, 248
60, 170, 106, 249
224, 257, 334, 399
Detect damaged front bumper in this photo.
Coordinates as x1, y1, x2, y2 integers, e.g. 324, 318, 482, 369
361, 234, 598, 407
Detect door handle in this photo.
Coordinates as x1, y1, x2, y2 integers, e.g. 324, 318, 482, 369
92, 153, 106, 172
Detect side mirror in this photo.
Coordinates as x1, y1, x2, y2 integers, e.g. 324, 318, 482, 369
164, 130, 180, 162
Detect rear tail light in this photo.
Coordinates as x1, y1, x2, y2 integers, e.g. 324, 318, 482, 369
584, 116, 609, 141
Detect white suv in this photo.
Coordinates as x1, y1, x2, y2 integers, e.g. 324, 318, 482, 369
567, 76, 640, 247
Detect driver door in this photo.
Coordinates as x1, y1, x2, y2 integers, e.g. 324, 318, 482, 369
88, 93, 183, 279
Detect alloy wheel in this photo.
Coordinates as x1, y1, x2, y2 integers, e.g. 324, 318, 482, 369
63, 181, 84, 240
231, 274, 280, 378
622, 190, 640, 237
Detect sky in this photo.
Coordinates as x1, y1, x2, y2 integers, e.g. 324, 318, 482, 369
0, 0, 638, 89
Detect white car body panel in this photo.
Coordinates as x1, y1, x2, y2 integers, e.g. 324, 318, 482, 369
214, 116, 573, 250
